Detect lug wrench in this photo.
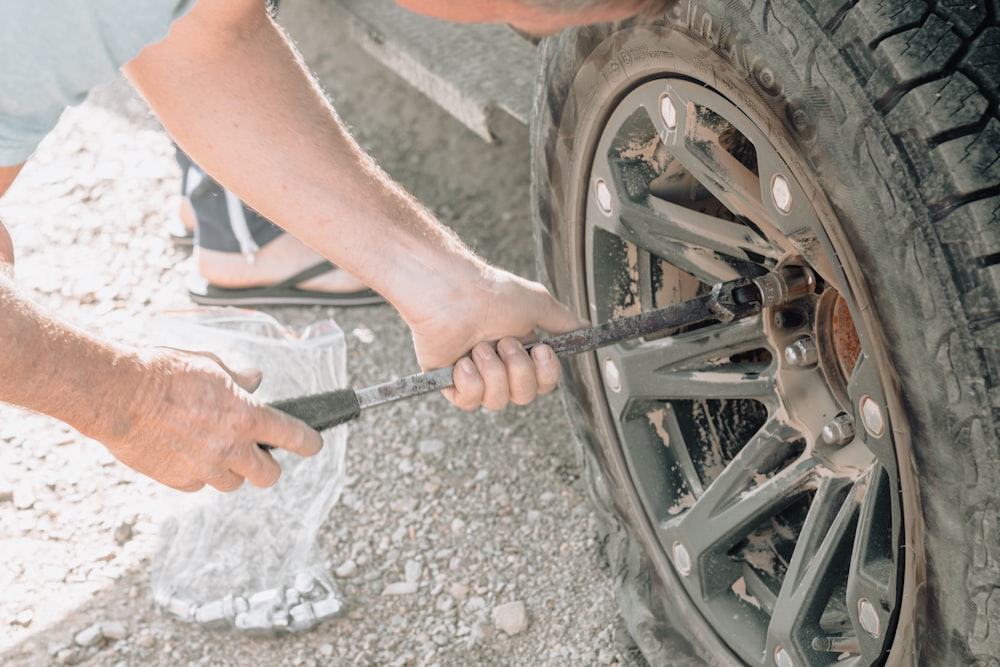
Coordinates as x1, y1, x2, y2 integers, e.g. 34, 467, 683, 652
264, 267, 815, 439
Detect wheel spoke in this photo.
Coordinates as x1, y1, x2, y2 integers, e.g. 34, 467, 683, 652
767, 475, 859, 657
586, 158, 739, 285
657, 108, 774, 239
611, 166, 781, 261
609, 193, 740, 284
846, 466, 897, 660
599, 317, 774, 417
663, 419, 814, 581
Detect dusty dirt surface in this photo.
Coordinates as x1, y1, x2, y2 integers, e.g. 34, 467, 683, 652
0, 2, 652, 666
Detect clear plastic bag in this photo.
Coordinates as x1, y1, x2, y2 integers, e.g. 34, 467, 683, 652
146, 308, 347, 635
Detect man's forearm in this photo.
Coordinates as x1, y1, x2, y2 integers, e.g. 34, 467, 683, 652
0, 274, 147, 441
123, 0, 485, 321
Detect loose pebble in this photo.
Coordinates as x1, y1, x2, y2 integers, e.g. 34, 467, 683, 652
101, 621, 128, 641
418, 439, 445, 457
381, 582, 419, 596
492, 601, 529, 635
335, 559, 358, 579
73, 623, 103, 647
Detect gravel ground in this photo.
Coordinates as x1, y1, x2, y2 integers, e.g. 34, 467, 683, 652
0, 3, 651, 666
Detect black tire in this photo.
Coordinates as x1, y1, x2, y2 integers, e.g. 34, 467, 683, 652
530, 2, 1000, 665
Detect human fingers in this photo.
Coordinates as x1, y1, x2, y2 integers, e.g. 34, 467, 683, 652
160, 347, 263, 392
497, 337, 537, 406
535, 293, 588, 335
202, 468, 246, 493
445, 357, 485, 410
201, 351, 263, 393
227, 441, 282, 489
471, 341, 510, 411
253, 404, 325, 458
170, 480, 206, 493
530, 343, 561, 396
218, 406, 320, 489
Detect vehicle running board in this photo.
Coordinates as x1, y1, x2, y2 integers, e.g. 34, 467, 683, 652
331, 0, 537, 142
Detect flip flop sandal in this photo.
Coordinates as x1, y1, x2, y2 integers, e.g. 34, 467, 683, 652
187, 260, 386, 307
167, 216, 195, 247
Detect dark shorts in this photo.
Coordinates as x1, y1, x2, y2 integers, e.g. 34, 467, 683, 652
177, 150, 284, 254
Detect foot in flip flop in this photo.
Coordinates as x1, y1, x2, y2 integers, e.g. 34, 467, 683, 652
188, 234, 386, 307
167, 198, 196, 247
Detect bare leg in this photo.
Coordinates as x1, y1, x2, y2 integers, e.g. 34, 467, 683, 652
195, 231, 369, 292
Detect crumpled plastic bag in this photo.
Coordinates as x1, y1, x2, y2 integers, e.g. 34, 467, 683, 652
146, 307, 347, 635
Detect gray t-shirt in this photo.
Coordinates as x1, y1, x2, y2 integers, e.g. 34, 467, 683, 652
0, 0, 197, 166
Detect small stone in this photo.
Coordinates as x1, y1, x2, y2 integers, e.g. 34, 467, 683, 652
13, 485, 36, 510
352, 327, 375, 344
450, 518, 466, 533
435, 595, 454, 612
55, 648, 77, 665
318, 643, 334, 657
539, 491, 556, 505
101, 621, 128, 641
12, 609, 33, 627
492, 601, 528, 635
381, 582, 418, 596
404, 560, 422, 583
449, 583, 469, 600
134, 634, 156, 649
467, 620, 494, 647
74, 622, 104, 647
418, 439, 445, 457
113, 521, 133, 546
390, 496, 419, 514
334, 559, 358, 579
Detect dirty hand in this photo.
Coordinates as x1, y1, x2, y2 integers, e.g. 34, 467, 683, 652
407, 266, 584, 411
93, 347, 323, 492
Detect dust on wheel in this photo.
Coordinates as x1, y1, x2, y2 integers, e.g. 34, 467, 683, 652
532, 2, 1000, 665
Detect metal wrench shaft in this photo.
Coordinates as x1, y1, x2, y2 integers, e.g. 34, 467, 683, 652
266, 267, 814, 435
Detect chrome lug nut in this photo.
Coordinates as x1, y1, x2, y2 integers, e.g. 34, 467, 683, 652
858, 597, 881, 637
155, 590, 200, 623
659, 94, 677, 130
784, 336, 818, 368
595, 178, 613, 215
860, 396, 885, 437
194, 593, 249, 629
821, 414, 855, 447
771, 174, 792, 213
672, 541, 692, 576
774, 646, 793, 667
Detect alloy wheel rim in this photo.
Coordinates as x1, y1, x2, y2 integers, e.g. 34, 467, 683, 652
581, 78, 904, 666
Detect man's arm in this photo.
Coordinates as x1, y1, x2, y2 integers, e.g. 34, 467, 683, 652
122, 0, 581, 410
0, 165, 22, 267
1, 163, 323, 491
0, 264, 324, 491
